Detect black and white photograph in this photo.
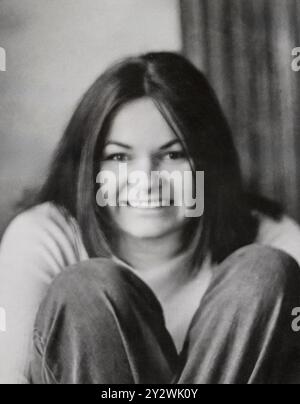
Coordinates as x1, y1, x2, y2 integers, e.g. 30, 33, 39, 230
1, 0, 300, 386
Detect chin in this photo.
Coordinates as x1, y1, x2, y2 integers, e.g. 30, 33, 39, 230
111, 209, 186, 239
120, 222, 180, 239
125, 228, 173, 239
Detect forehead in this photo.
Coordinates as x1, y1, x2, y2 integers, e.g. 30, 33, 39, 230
107, 98, 178, 148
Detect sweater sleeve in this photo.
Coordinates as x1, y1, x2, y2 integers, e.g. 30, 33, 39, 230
0, 204, 84, 384
257, 214, 300, 267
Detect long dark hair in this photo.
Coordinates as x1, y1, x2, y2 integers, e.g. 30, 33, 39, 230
26, 52, 282, 266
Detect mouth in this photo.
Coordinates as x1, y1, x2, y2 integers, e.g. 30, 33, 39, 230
124, 200, 174, 209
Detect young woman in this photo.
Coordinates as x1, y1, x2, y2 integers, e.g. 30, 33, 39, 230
1, 52, 300, 384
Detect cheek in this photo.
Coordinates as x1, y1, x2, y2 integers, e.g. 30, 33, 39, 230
170, 169, 194, 208
182, 171, 194, 199
97, 163, 128, 204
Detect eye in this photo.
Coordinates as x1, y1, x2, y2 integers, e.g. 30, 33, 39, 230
164, 151, 187, 160
104, 153, 129, 162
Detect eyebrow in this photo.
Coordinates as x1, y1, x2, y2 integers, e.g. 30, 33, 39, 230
104, 139, 181, 150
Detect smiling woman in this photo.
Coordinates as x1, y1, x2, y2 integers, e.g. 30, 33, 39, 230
1, 52, 300, 385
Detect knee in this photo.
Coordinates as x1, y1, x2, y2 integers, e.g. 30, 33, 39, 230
37, 258, 137, 319
215, 245, 300, 306
35, 257, 159, 335
32, 260, 141, 383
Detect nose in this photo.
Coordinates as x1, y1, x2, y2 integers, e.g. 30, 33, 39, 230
128, 156, 160, 196
134, 156, 158, 174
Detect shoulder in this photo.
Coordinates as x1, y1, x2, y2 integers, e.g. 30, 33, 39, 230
2, 202, 72, 238
0, 202, 88, 269
256, 213, 300, 266
0, 204, 88, 384
38, 257, 123, 308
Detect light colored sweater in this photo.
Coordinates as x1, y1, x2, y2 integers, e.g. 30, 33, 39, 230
0, 202, 300, 384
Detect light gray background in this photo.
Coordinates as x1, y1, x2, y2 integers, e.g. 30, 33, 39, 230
0, 0, 182, 234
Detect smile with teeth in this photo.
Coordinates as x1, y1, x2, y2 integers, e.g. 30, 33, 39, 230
127, 200, 171, 208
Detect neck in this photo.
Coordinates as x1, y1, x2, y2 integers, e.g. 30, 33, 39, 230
112, 229, 195, 280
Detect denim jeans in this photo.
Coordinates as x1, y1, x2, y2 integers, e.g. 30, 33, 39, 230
30, 245, 300, 384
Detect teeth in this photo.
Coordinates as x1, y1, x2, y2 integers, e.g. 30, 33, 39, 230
128, 201, 169, 208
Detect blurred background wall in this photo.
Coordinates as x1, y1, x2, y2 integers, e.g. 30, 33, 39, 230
1, 0, 300, 237
0, 0, 182, 235
181, 0, 300, 220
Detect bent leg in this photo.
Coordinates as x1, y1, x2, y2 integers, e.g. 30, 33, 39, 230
30, 258, 178, 384
177, 245, 300, 384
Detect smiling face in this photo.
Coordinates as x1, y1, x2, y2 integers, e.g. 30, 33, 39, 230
99, 97, 194, 239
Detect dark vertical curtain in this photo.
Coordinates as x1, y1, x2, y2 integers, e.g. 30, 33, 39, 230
181, 0, 300, 219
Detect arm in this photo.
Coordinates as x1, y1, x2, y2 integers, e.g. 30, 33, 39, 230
0, 205, 81, 384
